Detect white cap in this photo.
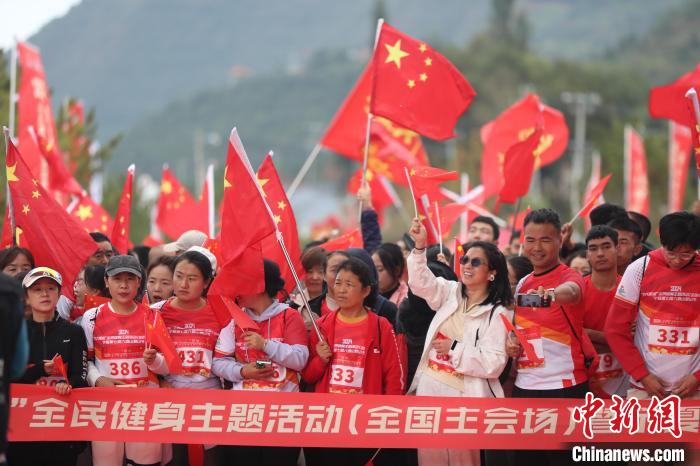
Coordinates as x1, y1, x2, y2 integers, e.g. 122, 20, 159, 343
186, 246, 217, 273
163, 230, 208, 254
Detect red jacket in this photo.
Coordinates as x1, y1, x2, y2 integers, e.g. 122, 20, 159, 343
302, 310, 405, 395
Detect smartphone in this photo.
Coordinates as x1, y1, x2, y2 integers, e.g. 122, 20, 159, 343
516, 293, 551, 308
255, 360, 272, 369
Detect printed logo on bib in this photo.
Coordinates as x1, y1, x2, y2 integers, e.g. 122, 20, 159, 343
427, 332, 463, 379
517, 326, 545, 369
595, 352, 623, 380
648, 312, 700, 355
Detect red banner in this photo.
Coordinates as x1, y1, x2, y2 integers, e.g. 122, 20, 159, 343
8, 385, 700, 449
668, 122, 692, 212
624, 126, 650, 216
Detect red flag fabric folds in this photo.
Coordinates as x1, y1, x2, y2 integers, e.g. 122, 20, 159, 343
668, 122, 692, 211
649, 63, 700, 127
5, 138, 96, 289
156, 167, 207, 240
110, 165, 134, 253
319, 229, 363, 252
257, 153, 303, 294
370, 22, 476, 140
481, 93, 568, 198
68, 191, 114, 235
145, 311, 184, 375
624, 127, 650, 216
578, 174, 613, 220
208, 129, 275, 297
497, 126, 543, 205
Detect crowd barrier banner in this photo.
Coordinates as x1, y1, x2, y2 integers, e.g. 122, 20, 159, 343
8, 385, 700, 449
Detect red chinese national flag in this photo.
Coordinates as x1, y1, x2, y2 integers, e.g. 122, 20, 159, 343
668, 122, 692, 211
347, 168, 396, 223
17, 42, 57, 185
370, 22, 476, 140
51, 354, 69, 382
145, 311, 184, 374
208, 128, 275, 297
408, 166, 459, 202
578, 174, 613, 220
649, 63, 700, 127
497, 125, 543, 205
453, 238, 464, 277
320, 64, 429, 186
319, 229, 363, 252
156, 167, 207, 240
481, 93, 569, 199
110, 165, 135, 253
5, 138, 96, 290
436, 202, 471, 240
1, 203, 31, 250
624, 126, 649, 216
28, 127, 83, 199
686, 91, 700, 180
257, 153, 303, 294
68, 191, 114, 235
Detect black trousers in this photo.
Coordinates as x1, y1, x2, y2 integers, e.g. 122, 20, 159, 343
511, 382, 589, 466
7, 441, 80, 466
220, 445, 299, 466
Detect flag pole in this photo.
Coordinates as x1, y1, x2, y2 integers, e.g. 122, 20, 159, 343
668, 121, 674, 212
239, 138, 324, 342
404, 167, 419, 217
459, 173, 469, 242
510, 197, 522, 243
8, 42, 17, 138
685, 88, 700, 200
358, 18, 384, 218
3, 127, 17, 246
206, 163, 215, 238
420, 195, 439, 241
435, 201, 443, 255
286, 143, 321, 199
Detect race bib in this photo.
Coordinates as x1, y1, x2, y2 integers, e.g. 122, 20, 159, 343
329, 364, 365, 392
595, 352, 623, 380
100, 358, 148, 383
242, 363, 290, 391
36, 376, 65, 387
177, 346, 213, 376
648, 312, 700, 355
517, 326, 545, 370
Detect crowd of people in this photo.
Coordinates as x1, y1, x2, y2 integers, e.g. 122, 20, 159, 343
1, 189, 699, 466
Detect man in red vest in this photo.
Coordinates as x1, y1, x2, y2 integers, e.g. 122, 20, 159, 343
606, 212, 700, 400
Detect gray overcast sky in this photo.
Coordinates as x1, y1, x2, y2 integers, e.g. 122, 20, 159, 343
0, 0, 82, 50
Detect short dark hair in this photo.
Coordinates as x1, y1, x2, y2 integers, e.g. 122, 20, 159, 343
174, 250, 214, 296
523, 208, 561, 232
336, 257, 375, 307
324, 250, 351, 271
0, 247, 35, 271
585, 225, 619, 246
507, 255, 533, 283
589, 204, 627, 226
301, 246, 327, 272
89, 232, 111, 244
659, 212, 700, 250
607, 217, 642, 243
471, 216, 500, 240
147, 255, 176, 276
373, 243, 405, 280
628, 211, 652, 242
263, 259, 286, 298
565, 249, 588, 267
84, 265, 109, 297
131, 245, 151, 270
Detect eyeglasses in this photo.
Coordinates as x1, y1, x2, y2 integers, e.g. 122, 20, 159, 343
663, 249, 697, 262
459, 256, 485, 267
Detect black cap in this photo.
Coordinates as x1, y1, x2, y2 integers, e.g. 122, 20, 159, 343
105, 255, 142, 279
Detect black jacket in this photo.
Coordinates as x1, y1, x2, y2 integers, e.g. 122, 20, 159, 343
19, 312, 88, 389
0, 274, 24, 457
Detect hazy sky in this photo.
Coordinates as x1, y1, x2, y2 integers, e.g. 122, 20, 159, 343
0, 0, 82, 50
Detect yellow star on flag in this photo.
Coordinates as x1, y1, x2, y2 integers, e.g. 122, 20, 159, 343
224, 167, 232, 188
6, 163, 19, 182
384, 39, 409, 69
277, 201, 287, 210
32, 190, 41, 199
22, 204, 30, 215
424, 57, 432, 67
273, 214, 282, 224
76, 204, 93, 221
419, 43, 427, 53
256, 175, 269, 197
419, 73, 428, 82
161, 180, 173, 194
119, 216, 125, 224
407, 79, 416, 88
410, 168, 417, 176
121, 228, 126, 235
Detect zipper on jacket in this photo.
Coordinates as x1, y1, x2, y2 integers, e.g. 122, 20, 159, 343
42, 321, 47, 361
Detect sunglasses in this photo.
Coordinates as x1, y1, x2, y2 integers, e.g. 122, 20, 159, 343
459, 256, 485, 267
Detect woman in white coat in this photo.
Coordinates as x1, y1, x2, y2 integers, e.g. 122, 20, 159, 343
407, 218, 513, 466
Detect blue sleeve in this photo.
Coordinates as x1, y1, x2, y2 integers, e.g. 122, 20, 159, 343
361, 209, 382, 254
10, 319, 29, 380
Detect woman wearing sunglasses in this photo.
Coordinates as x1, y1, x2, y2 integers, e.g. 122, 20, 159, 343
8, 267, 87, 466
406, 218, 513, 466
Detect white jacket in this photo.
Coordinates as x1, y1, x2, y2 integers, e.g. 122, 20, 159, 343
407, 250, 511, 397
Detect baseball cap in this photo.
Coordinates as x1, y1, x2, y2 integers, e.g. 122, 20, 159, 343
105, 255, 143, 279
22, 267, 63, 288
186, 246, 217, 272
163, 230, 208, 254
